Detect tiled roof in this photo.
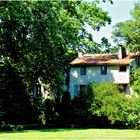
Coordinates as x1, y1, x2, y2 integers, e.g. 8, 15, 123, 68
70, 53, 138, 66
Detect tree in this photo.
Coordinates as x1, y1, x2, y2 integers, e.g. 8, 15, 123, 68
112, 3, 140, 52
0, 1, 111, 91
0, 62, 37, 125
96, 37, 112, 53
0, 1, 111, 125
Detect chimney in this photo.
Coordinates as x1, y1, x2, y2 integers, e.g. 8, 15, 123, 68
118, 45, 126, 59
78, 52, 83, 58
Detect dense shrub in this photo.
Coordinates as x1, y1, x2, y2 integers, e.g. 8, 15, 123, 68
90, 83, 123, 123
70, 85, 95, 127
89, 82, 140, 129
32, 97, 46, 124
121, 97, 140, 129
0, 64, 37, 125
44, 98, 61, 127
131, 68, 140, 94
71, 82, 140, 129
59, 91, 71, 127
43, 92, 70, 128
0, 124, 24, 131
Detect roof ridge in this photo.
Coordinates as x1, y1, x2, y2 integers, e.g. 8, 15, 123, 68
70, 53, 136, 66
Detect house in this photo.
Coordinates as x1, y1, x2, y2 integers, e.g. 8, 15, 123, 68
69, 46, 140, 98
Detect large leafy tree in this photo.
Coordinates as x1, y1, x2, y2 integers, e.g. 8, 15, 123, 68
0, 0, 111, 91
112, 3, 140, 52
0, 1, 111, 124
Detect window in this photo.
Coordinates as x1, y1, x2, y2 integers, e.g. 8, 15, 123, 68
80, 66, 86, 75
119, 66, 127, 72
101, 65, 107, 75
33, 84, 41, 97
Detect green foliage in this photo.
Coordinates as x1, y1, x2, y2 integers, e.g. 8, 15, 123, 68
90, 83, 123, 124
0, 1, 111, 125
44, 98, 60, 126
112, 3, 140, 51
0, 124, 24, 131
89, 82, 140, 129
0, 0, 111, 91
70, 85, 95, 127
0, 63, 37, 125
43, 92, 71, 127
97, 37, 112, 53
121, 97, 140, 129
131, 68, 140, 94
59, 91, 71, 127
32, 98, 46, 125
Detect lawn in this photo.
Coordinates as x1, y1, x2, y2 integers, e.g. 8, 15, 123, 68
0, 129, 140, 140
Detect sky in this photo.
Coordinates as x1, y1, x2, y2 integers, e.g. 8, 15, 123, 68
87, 0, 138, 45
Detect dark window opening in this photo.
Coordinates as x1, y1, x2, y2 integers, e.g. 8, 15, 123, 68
33, 84, 41, 97
101, 65, 107, 75
120, 66, 127, 72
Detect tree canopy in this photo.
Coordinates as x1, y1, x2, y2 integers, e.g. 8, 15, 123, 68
112, 3, 140, 52
0, 1, 111, 125
0, 1, 111, 90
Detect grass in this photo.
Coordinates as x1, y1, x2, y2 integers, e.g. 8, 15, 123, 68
0, 129, 140, 140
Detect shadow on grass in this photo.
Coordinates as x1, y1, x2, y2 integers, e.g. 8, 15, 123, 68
0, 128, 87, 134
38, 128, 87, 133
0, 130, 25, 134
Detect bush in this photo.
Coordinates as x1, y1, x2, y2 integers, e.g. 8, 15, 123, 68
0, 63, 38, 125
121, 97, 140, 129
32, 97, 45, 124
90, 82, 140, 129
131, 68, 140, 94
0, 124, 24, 131
60, 91, 71, 127
89, 83, 124, 127
70, 85, 95, 127
44, 98, 61, 127
69, 82, 140, 129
